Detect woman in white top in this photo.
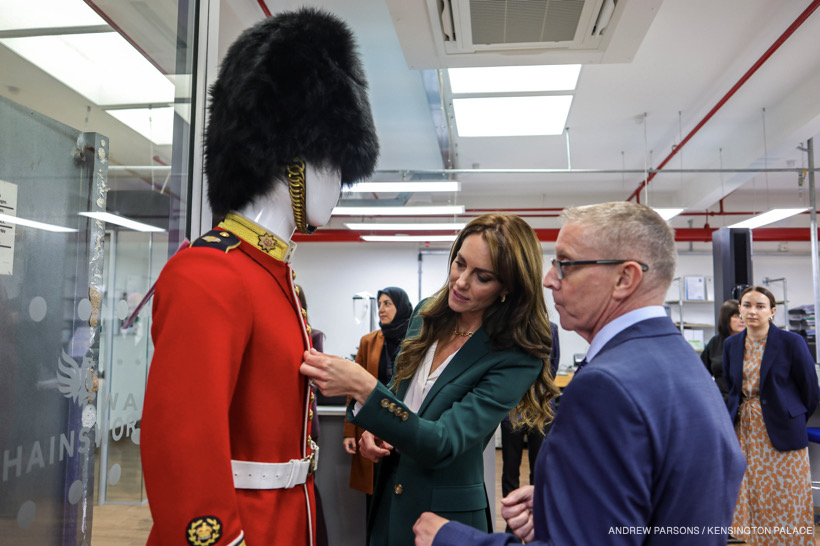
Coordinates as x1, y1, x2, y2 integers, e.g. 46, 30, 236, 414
302, 213, 558, 546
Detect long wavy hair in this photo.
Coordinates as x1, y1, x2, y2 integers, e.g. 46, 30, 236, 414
392, 214, 559, 430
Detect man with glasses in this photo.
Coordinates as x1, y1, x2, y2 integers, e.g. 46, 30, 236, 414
414, 202, 745, 545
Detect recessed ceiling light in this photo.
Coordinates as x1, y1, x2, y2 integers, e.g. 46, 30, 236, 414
107, 107, 174, 145
453, 96, 573, 137
0, 0, 105, 30
0, 33, 174, 105
448, 65, 581, 93
361, 235, 458, 243
345, 222, 466, 231
79, 212, 164, 232
727, 208, 807, 229
0, 213, 77, 233
652, 208, 685, 221
333, 206, 465, 216
344, 182, 460, 193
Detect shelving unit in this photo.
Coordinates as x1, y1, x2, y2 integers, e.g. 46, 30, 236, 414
761, 277, 789, 329
666, 277, 715, 335
789, 304, 816, 360
664, 277, 715, 350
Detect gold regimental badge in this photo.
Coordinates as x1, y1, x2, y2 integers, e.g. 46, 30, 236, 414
202, 235, 221, 243
186, 516, 223, 546
257, 233, 280, 254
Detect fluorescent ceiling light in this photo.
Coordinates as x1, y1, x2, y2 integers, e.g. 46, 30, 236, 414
0, 0, 105, 30
333, 206, 465, 216
0, 33, 174, 105
362, 235, 458, 243
653, 208, 685, 221
346, 222, 466, 231
449, 65, 581, 94
0, 213, 77, 233
107, 107, 174, 145
79, 212, 164, 232
109, 166, 172, 174
453, 96, 572, 137
344, 182, 460, 193
728, 208, 807, 229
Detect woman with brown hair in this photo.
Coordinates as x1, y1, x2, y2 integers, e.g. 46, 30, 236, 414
724, 285, 820, 544
301, 213, 558, 546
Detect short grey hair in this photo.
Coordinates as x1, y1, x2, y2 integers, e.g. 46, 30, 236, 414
561, 202, 677, 292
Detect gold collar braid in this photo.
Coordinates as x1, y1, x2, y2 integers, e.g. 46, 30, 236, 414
287, 159, 317, 235
218, 212, 296, 262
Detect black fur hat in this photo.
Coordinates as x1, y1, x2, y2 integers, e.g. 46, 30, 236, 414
205, 7, 379, 217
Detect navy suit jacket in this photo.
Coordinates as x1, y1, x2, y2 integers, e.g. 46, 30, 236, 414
434, 316, 746, 546
723, 325, 820, 451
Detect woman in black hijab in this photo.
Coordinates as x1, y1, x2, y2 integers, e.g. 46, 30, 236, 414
342, 287, 412, 531
374, 287, 413, 385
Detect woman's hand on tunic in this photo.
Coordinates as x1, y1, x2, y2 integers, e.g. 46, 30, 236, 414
413, 512, 449, 546
300, 348, 377, 403
359, 430, 393, 463
342, 437, 357, 454
501, 485, 535, 542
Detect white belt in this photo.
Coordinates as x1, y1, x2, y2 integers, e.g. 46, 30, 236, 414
232, 443, 319, 490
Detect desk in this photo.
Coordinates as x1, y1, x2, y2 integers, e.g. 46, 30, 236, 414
555, 373, 574, 389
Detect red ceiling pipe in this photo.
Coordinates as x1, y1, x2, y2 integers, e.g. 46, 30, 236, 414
257, 0, 272, 17
533, 229, 562, 240
627, 0, 820, 203
292, 230, 362, 243
674, 228, 718, 242
749, 227, 820, 242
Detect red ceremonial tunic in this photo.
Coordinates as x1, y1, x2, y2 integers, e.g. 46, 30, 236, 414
141, 213, 316, 546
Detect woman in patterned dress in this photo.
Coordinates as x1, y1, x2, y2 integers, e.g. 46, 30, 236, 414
724, 286, 820, 545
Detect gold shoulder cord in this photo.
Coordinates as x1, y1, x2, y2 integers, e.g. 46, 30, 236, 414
287, 159, 315, 235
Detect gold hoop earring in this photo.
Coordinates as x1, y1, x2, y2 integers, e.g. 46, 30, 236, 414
501, 294, 506, 303
287, 158, 315, 235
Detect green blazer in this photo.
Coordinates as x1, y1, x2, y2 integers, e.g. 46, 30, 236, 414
348, 307, 543, 546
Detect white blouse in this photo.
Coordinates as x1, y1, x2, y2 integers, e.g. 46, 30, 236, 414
403, 340, 459, 413
351, 340, 460, 416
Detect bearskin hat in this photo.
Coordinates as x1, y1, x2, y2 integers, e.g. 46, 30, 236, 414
205, 7, 379, 217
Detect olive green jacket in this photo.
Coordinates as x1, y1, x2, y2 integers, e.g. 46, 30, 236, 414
348, 308, 543, 546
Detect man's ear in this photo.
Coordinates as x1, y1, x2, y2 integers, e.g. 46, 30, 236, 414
612, 261, 644, 300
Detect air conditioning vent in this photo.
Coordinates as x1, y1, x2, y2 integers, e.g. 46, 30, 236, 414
387, 0, 661, 68
469, 0, 586, 46
444, 0, 606, 54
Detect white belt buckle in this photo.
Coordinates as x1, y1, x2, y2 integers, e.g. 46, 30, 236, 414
284, 459, 308, 489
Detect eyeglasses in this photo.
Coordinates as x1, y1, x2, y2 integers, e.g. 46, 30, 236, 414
550, 259, 649, 280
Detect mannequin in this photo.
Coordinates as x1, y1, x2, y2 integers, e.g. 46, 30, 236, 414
238, 163, 342, 242
139, 8, 378, 546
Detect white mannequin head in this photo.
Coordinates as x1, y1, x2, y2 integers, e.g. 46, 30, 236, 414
237, 162, 341, 241
305, 163, 343, 229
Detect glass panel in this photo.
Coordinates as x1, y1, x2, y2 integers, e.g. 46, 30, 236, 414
95, 230, 168, 504
86, 0, 197, 507
0, 1, 198, 539
0, 95, 107, 544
